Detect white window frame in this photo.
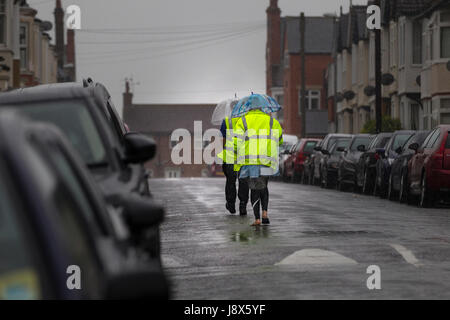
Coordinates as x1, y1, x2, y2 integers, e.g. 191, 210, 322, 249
298, 90, 321, 115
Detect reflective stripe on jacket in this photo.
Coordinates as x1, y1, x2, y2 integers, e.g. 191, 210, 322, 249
217, 117, 240, 164
233, 110, 283, 172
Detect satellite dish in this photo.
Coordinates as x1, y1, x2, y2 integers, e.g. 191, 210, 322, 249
40, 21, 53, 32
335, 93, 344, 103
364, 86, 375, 97
416, 75, 421, 86
381, 73, 395, 86
344, 90, 356, 101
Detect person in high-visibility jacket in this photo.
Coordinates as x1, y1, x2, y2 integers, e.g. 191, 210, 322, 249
233, 109, 283, 226
217, 117, 249, 215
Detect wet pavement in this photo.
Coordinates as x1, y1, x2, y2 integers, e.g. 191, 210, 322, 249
149, 178, 450, 300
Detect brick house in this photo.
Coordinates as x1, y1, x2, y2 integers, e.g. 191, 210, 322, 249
266, 0, 335, 138
122, 84, 218, 178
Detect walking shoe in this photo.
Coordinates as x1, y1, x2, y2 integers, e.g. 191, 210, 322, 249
262, 218, 270, 225
239, 203, 247, 216
226, 203, 236, 214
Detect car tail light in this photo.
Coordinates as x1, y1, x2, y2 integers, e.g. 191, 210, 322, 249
430, 153, 443, 169
297, 153, 305, 163
374, 153, 380, 161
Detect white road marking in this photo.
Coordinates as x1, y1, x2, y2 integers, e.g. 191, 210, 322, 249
390, 244, 423, 267
275, 249, 358, 267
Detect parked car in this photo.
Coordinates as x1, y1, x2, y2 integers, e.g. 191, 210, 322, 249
408, 125, 450, 207
321, 138, 352, 189
279, 134, 299, 178
0, 83, 162, 259
209, 162, 224, 177
283, 138, 320, 182
356, 132, 393, 194
336, 134, 374, 191
0, 110, 169, 299
374, 131, 415, 198
302, 139, 323, 185
387, 130, 430, 202
313, 134, 353, 185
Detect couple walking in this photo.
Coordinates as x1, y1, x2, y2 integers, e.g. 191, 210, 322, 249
216, 94, 283, 226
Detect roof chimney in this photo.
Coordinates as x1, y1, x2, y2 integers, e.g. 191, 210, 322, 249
54, 0, 65, 81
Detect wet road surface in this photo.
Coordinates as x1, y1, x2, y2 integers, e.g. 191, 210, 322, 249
149, 178, 450, 300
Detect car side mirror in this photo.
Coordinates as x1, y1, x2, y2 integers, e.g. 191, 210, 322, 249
321, 149, 330, 155
122, 195, 165, 232
314, 146, 322, 152
408, 143, 419, 153
395, 146, 403, 154
106, 269, 169, 300
123, 132, 156, 164
336, 147, 345, 152
357, 145, 366, 152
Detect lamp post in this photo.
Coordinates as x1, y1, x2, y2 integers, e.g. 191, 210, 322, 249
374, 0, 382, 134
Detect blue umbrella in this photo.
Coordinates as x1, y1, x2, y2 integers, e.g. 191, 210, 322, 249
231, 94, 281, 118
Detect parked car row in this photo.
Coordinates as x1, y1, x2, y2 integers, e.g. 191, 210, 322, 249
0, 80, 169, 300
281, 126, 450, 208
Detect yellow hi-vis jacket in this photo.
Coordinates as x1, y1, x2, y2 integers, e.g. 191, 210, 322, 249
217, 117, 241, 164
233, 110, 283, 172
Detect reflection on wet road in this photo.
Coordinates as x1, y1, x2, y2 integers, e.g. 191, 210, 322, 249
150, 178, 450, 300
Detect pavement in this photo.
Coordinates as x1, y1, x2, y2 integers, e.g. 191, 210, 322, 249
149, 177, 450, 300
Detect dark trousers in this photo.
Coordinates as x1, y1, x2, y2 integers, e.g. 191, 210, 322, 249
223, 164, 249, 207
250, 178, 269, 220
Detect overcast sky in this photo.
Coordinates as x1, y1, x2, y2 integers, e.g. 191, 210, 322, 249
28, 0, 366, 115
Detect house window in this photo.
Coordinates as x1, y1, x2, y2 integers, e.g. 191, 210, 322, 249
413, 21, 423, 64
411, 103, 420, 130
299, 90, 321, 114
399, 23, 406, 66
20, 24, 28, 70
0, 0, 6, 45
441, 26, 450, 58
441, 98, 450, 124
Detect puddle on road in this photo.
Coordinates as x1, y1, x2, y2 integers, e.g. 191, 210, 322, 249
230, 227, 271, 243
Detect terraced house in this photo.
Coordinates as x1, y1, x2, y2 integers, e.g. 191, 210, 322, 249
0, 0, 75, 91
327, 0, 450, 134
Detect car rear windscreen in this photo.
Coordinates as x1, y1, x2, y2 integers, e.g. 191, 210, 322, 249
18, 100, 107, 166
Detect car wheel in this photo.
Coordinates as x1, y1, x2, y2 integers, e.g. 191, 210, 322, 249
399, 170, 407, 203
387, 174, 394, 201
419, 173, 433, 208
362, 169, 370, 195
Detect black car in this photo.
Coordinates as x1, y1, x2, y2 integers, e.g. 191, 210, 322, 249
0, 83, 161, 258
321, 138, 352, 189
337, 134, 374, 191
374, 130, 415, 198
387, 130, 430, 202
0, 111, 168, 299
355, 132, 393, 194
313, 133, 353, 185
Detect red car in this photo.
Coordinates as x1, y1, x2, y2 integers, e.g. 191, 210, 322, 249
408, 125, 450, 207
283, 139, 321, 182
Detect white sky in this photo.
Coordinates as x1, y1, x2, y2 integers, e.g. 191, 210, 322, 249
27, 0, 367, 115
